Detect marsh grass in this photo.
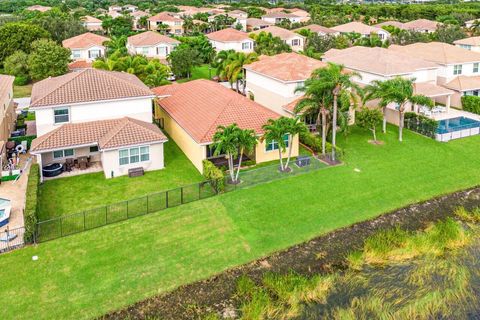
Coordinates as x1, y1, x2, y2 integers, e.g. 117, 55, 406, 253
455, 206, 480, 223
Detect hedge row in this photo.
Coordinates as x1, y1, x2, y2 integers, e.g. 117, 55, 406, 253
202, 160, 224, 193
461, 95, 480, 115
404, 112, 438, 138
24, 163, 39, 243
299, 131, 343, 155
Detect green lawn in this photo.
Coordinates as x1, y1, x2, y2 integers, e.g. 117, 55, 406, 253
2, 126, 480, 320
13, 84, 33, 98
37, 138, 203, 220
177, 64, 217, 83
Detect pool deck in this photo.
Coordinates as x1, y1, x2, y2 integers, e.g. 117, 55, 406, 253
431, 108, 480, 121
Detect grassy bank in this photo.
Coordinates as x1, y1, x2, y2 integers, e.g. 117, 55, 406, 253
13, 84, 33, 98
1, 126, 480, 319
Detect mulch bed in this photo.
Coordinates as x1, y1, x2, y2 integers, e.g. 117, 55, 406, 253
101, 186, 480, 320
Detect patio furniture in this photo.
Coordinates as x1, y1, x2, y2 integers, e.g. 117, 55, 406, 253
128, 167, 144, 177
64, 158, 74, 172
296, 156, 311, 167
78, 156, 88, 170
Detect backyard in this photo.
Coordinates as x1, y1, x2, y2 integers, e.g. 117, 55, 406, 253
37, 138, 203, 219
177, 64, 217, 83
13, 84, 33, 98
1, 126, 480, 320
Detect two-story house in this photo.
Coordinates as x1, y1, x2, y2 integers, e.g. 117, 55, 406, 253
250, 26, 305, 52
454, 36, 480, 52
390, 42, 480, 106
30, 69, 167, 181
127, 31, 179, 59
148, 12, 184, 35
331, 21, 390, 41
244, 52, 326, 116
206, 28, 255, 53
246, 18, 273, 31
130, 10, 149, 30
81, 16, 103, 32
62, 32, 110, 63
261, 12, 302, 24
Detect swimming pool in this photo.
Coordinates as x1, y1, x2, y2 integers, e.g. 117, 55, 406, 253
437, 117, 480, 134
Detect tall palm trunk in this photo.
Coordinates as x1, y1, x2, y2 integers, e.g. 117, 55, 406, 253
228, 154, 235, 182
398, 104, 405, 142
234, 148, 244, 181
321, 109, 327, 155
278, 148, 285, 171
382, 107, 387, 133
284, 135, 294, 169
332, 87, 339, 161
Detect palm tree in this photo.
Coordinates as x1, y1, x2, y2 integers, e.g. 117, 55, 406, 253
223, 52, 258, 93
262, 118, 290, 172
282, 117, 307, 170
103, 36, 127, 56
212, 124, 241, 183
364, 77, 433, 142
234, 129, 257, 181
156, 23, 170, 35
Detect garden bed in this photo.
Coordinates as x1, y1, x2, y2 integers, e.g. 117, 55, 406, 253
102, 186, 480, 320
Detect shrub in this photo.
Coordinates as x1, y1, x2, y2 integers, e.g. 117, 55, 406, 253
299, 131, 343, 156
461, 95, 480, 114
8, 135, 36, 149
202, 160, 224, 193
404, 112, 438, 138
13, 75, 29, 86
24, 163, 39, 243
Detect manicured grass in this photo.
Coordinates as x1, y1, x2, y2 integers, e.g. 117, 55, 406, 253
37, 139, 203, 220
176, 64, 217, 83
13, 84, 33, 98
2, 126, 480, 320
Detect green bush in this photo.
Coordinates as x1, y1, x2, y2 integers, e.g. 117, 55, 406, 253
8, 135, 36, 149
461, 95, 480, 114
13, 75, 29, 86
24, 163, 39, 243
202, 160, 224, 193
404, 112, 438, 138
299, 131, 343, 156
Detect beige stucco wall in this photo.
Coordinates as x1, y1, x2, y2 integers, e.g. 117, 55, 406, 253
101, 142, 165, 178
246, 82, 295, 116
155, 106, 205, 173
0, 85, 14, 142
255, 134, 299, 164
39, 145, 102, 165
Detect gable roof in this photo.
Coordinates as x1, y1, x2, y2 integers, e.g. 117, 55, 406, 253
244, 52, 326, 82
62, 32, 110, 49
127, 31, 180, 46
403, 19, 439, 31
0, 75, 14, 101
444, 75, 480, 91
294, 24, 337, 34
81, 15, 102, 23
262, 12, 300, 19
130, 10, 149, 18
454, 36, 480, 46
331, 21, 388, 36
246, 18, 273, 28
389, 42, 480, 64
374, 20, 405, 29
250, 25, 304, 41
206, 28, 252, 42
30, 69, 153, 108
323, 46, 438, 76
31, 117, 167, 152
26, 5, 51, 12
148, 12, 183, 22
152, 80, 280, 144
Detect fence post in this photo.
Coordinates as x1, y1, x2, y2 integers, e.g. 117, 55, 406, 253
83, 211, 86, 230
105, 206, 108, 225
198, 182, 201, 200
126, 201, 129, 218
181, 187, 184, 204
166, 190, 169, 208
5, 227, 9, 251
147, 195, 149, 214
60, 217, 63, 237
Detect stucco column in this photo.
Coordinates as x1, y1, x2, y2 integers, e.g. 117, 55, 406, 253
37, 154, 43, 183
446, 95, 451, 113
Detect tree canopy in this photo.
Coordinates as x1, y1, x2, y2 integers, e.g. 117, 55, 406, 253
0, 22, 49, 65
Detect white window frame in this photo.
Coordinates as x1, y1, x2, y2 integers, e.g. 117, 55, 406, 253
54, 107, 70, 124
141, 47, 149, 55
53, 148, 75, 159
453, 64, 463, 75
88, 49, 102, 59
291, 39, 300, 46
72, 50, 82, 59
156, 46, 168, 56
265, 134, 290, 152
474, 63, 479, 73
242, 42, 251, 50
118, 146, 150, 166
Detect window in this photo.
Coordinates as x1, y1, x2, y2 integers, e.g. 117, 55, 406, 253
291, 39, 300, 46
53, 149, 74, 159
265, 134, 290, 152
242, 42, 251, 50
54, 108, 69, 124
118, 146, 150, 165
474, 63, 479, 73
460, 44, 472, 50
88, 49, 101, 59
175, 29, 181, 34
72, 50, 81, 58
174, 21, 181, 26
156, 46, 167, 56
295, 81, 305, 91
454, 64, 463, 75
141, 47, 149, 55
90, 146, 99, 153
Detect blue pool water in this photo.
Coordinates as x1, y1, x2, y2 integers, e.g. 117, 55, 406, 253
437, 117, 480, 134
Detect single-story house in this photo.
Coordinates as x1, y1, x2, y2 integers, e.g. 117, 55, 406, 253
250, 26, 305, 52
81, 16, 103, 32
153, 79, 299, 173
206, 28, 255, 53
246, 18, 273, 31
261, 12, 301, 24
293, 24, 339, 36
62, 32, 110, 62
331, 21, 390, 40
127, 31, 180, 59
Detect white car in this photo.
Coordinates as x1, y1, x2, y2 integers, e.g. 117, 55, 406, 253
166, 73, 176, 81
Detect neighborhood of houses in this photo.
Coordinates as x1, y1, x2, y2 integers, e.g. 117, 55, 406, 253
3, 3, 480, 253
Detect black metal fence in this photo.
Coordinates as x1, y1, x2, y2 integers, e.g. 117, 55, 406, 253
36, 180, 218, 242
0, 226, 25, 253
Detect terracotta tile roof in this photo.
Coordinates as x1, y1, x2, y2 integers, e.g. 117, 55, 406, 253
290, 9, 309, 17
454, 36, 480, 46
282, 97, 302, 114
244, 52, 326, 82
250, 26, 304, 41
67, 60, 93, 71
389, 42, 480, 64
246, 18, 273, 27
323, 46, 438, 76
127, 31, 180, 46
294, 24, 337, 34
81, 15, 102, 23
130, 10, 149, 18
403, 19, 440, 32
413, 82, 454, 97
62, 32, 110, 49
152, 80, 281, 143
262, 12, 300, 19
30, 69, 153, 108
206, 28, 251, 42
0, 75, 14, 102
331, 21, 388, 36
31, 117, 167, 152
148, 12, 183, 22
444, 75, 480, 92
374, 20, 405, 29
26, 5, 51, 12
